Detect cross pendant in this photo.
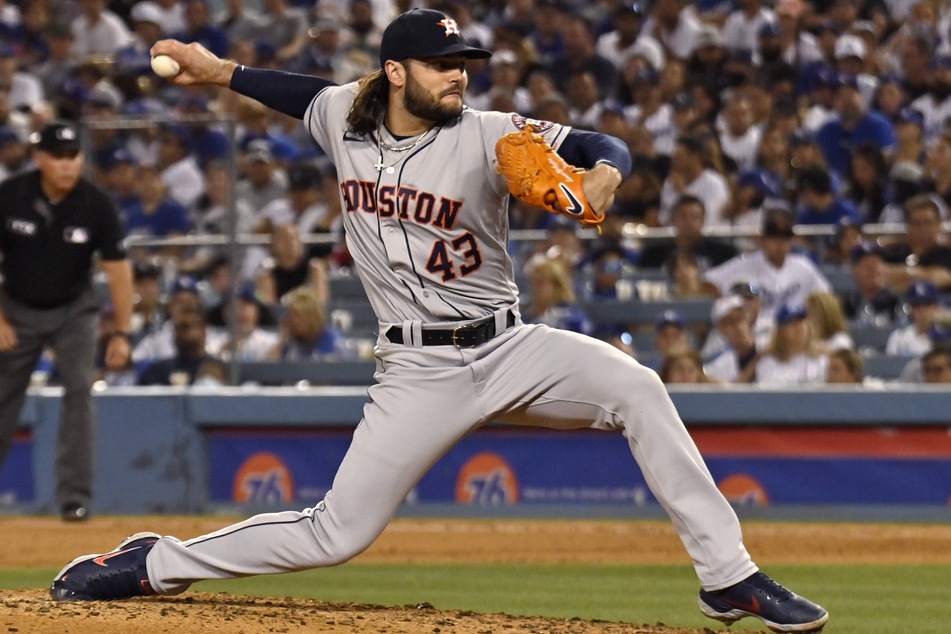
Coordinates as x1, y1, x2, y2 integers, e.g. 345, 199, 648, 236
374, 159, 385, 172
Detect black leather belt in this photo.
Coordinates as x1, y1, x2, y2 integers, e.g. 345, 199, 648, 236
385, 311, 516, 348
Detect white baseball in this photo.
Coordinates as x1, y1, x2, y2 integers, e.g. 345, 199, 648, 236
151, 55, 181, 78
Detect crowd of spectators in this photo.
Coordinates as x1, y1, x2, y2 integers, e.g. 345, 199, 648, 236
3, 0, 951, 387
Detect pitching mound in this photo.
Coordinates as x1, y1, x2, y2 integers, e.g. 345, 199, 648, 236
3, 517, 950, 633
0, 590, 714, 634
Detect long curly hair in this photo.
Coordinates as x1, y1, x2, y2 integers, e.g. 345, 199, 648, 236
346, 70, 389, 137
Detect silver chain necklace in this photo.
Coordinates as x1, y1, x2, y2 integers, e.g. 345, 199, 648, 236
375, 126, 432, 173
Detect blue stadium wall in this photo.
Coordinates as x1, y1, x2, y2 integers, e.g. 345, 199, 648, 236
2, 387, 950, 514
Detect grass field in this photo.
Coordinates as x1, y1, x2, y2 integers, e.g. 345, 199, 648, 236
4, 563, 947, 633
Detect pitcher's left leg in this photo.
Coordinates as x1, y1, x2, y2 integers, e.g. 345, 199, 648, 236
490, 327, 828, 632
490, 326, 753, 588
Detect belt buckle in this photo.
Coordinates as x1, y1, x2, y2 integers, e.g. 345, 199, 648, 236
451, 322, 478, 348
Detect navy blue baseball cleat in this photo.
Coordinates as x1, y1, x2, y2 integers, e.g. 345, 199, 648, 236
698, 571, 829, 633
50, 532, 161, 601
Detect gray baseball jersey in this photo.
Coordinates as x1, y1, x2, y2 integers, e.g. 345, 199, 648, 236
143, 83, 757, 597
306, 82, 570, 325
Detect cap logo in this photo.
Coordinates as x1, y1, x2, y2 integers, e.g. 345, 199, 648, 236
438, 17, 460, 36
58, 128, 76, 141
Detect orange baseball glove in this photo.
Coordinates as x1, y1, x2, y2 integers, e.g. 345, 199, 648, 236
495, 126, 604, 228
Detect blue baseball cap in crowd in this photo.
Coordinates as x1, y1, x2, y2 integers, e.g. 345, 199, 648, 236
177, 94, 210, 112
836, 74, 860, 90
738, 169, 779, 196
814, 65, 839, 87
931, 54, 951, 71
929, 324, 951, 344
98, 147, 135, 171
172, 276, 200, 295
896, 107, 925, 128
848, 241, 882, 263
789, 128, 816, 146
236, 281, 258, 302
632, 66, 660, 85
776, 303, 808, 325
758, 22, 782, 38
730, 281, 760, 298
655, 310, 685, 331
614, 2, 645, 17
907, 280, 940, 306
160, 124, 193, 151
379, 8, 491, 66
0, 126, 20, 146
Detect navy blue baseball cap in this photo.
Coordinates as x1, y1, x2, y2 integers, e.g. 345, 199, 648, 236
849, 241, 883, 263
907, 280, 940, 306
379, 9, 491, 66
655, 310, 685, 331
738, 169, 779, 196
758, 22, 782, 38
730, 281, 760, 298
236, 281, 258, 302
896, 107, 925, 128
789, 128, 817, 146
836, 74, 860, 90
776, 303, 808, 325
172, 276, 200, 295
0, 126, 20, 146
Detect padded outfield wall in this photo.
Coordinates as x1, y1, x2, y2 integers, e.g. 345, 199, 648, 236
1, 386, 950, 514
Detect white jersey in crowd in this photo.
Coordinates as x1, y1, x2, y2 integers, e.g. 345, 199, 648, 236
825, 332, 854, 352
304, 84, 569, 325
641, 7, 701, 60
70, 9, 133, 58
703, 250, 832, 327
885, 325, 933, 357
659, 168, 731, 226
719, 126, 762, 173
596, 32, 666, 71
720, 7, 776, 53
208, 328, 280, 362
132, 321, 227, 363
909, 91, 951, 143
257, 198, 335, 234
161, 156, 206, 209
754, 352, 828, 386
703, 348, 742, 383
624, 104, 676, 156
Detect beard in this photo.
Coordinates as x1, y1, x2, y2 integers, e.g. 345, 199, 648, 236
404, 66, 464, 125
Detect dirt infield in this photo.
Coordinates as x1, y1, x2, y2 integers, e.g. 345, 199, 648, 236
2, 517, 950, 633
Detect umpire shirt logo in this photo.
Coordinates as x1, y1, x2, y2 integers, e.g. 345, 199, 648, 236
63, 227, 89, 243
7, 218, 37, 236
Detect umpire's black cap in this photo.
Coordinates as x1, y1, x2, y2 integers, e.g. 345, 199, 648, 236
30, 121, 81, 152
379, 9, 491, 66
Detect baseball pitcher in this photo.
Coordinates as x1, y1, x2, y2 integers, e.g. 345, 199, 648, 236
50, 9, 828, 633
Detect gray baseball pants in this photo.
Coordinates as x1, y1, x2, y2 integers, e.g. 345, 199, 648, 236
0, 287, 99, 510
147, 322, 756, 593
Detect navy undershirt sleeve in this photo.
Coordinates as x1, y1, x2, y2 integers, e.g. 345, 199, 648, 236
557, 129, 632, 179
229, 66, 337, 120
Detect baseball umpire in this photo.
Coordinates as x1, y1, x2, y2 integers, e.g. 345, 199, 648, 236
0, 121, 134, 521
50, 9, 828, 633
